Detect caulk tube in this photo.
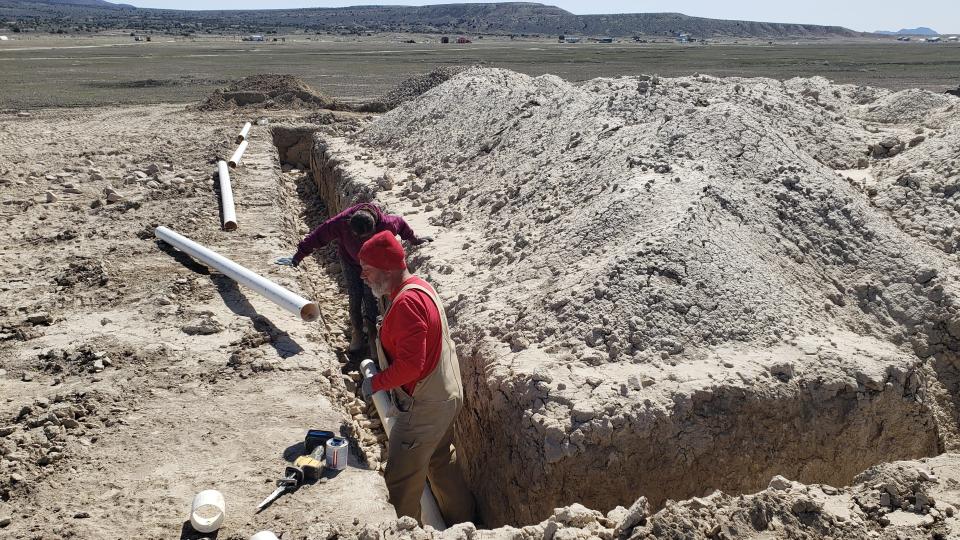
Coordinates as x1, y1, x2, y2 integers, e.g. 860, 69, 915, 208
360, 359, 447, 530
155, 226, 321, 322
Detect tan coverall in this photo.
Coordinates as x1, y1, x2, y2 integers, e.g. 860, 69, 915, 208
375, 283, 476, 525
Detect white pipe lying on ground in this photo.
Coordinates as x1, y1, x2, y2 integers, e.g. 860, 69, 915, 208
236, 122, 252, 144
228, 140, 249, 168
360, 359, 447, 530
155, 226, 321, 322
190, 489, 225, 533
217, 160, 237, 231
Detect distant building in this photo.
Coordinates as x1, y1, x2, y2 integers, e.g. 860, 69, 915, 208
926, 36, 942, 42
563, 36, 581, 43
0, 36, 8, 41
676, 33, 691, 43
441, 36, 449, 43
596, 37, 613, 43
456, 36, 471, 44
242, 35, 265, 42
948, 36, 959, 42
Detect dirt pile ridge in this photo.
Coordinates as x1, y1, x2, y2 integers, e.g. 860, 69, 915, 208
359, 66, 471, 113
199, 74, 339, 111
319, 67, 960, 524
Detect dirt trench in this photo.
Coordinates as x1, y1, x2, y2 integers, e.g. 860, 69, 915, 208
272, 124, 960, 529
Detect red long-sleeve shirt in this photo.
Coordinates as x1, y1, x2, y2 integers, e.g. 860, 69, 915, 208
371, 276, 442, 395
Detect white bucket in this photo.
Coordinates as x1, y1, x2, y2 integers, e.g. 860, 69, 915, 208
250, 531, 280, 540
190, 489, 225, 533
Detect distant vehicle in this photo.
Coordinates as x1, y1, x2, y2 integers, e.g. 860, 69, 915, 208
948, 36, 959, 42
242, 35, 265, 42
926, 36, 942, 42
897, 36, 912, 41
676, 33, 691, 43
563, 36, 581, 43
596, 37, 613, 43
441, 36, 449, 43
0, 36, 8, 41
456, 37, 471, 44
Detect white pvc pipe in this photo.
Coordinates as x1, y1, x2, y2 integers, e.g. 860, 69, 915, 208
217, 160, 237, 231
228, 140, 249, 168
190, 489, 225, 533
360, 359, 447, 530
236, 122, 252, 144
155, 226, 320, 322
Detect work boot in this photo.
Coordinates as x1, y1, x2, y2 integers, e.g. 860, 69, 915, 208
348, 325, 365, 354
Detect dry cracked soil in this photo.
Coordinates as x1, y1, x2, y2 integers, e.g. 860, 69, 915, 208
4, 68, 960, 540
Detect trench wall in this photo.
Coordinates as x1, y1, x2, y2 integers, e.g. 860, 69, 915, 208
458, 341, 939, 525
297, 130, 944, 528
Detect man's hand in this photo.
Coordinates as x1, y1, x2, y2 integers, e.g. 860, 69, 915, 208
412, 236, 434, 246
275, 256, 298, 267
361, 377, 374, 401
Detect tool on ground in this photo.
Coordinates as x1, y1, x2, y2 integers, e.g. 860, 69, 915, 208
294, 453, 323, 482
255, 430, 336, 511
304, 429, 336, 454
256, 465, 305, 512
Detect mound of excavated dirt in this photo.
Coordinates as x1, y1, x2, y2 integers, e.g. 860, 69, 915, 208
199, 74, 338, 111
362, 67, 960, 365
323, 67, 960, 525
358, 66, 470, 112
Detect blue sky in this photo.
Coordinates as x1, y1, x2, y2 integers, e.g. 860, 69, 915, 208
124, 1, 960, 34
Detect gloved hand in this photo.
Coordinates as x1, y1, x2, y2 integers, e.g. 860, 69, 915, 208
361, 377, 374, 401
275, 256, 298, 267
412, 236, 434, 246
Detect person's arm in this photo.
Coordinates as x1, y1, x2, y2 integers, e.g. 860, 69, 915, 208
380, 214, 421, 244
371, 299, 429, 392
292, 218, 340, 265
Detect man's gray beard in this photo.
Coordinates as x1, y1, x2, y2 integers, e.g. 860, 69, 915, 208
370, 281, 390, 298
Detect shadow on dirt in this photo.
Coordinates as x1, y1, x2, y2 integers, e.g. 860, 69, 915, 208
211, 275, 305, 358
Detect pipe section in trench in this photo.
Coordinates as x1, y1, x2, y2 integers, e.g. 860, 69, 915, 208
361, 359, 447, 530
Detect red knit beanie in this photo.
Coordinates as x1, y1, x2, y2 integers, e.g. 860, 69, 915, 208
359, 230, 407, 271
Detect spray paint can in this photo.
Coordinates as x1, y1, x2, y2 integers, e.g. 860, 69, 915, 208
325, 437, 348, 471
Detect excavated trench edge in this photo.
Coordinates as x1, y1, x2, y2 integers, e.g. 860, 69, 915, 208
272, 125, 958, 529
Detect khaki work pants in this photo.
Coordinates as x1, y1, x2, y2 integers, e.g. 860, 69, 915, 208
384, 399, 476, 525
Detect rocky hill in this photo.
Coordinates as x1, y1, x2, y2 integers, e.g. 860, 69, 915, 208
875, 27, 939, 36
0, 0, 861, 38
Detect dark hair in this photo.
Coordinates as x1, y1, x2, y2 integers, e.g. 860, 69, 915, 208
349, 210, 376, 236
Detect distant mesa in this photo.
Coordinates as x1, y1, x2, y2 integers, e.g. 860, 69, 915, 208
875, 27, 939, 36
33, 0, 134, 7
2, 1, 862, 38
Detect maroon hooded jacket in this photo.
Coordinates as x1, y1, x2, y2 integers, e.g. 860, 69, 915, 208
292, 203, 417, 267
